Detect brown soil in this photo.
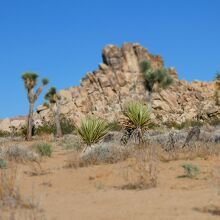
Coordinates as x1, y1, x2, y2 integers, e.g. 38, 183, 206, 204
2, 144, 220, 220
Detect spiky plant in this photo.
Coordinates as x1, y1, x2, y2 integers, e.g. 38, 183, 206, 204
140, 60, 173, 102
121, 101, 150, 144
22, 72, 49, 140
44, 87, 62, 138
76, 117, 109, 152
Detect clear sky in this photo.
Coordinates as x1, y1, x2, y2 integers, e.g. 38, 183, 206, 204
0, 0, 219, 118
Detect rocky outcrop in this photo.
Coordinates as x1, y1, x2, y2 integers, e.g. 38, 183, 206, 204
1, 43, 219, 131
0, 117, 26, 132
35, 43, 219, 126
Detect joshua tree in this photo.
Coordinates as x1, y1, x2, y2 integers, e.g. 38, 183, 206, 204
44, 87, 62, 138
76, 117, 109, 153
22, 73, 49, 140
120, 101, 151, 145
140, 60, 173, 103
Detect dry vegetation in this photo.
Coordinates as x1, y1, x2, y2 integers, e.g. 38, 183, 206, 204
0, 126, 220, 220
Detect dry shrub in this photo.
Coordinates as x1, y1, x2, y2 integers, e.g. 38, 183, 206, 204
65, 151, 83, 168
0, 208, 46, 220
1, 146, 39, 163
0, 164, 44, 217
158, 142, 220, 162
0, 164, 20, 208
65, 143, 132, 168
24, 162, 50, 176
121, 143, 158, 189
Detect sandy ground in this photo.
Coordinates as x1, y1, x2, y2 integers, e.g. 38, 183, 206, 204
2, 142, 220, 220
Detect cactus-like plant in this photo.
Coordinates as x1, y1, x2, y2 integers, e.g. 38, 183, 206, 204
121, 101, 150, 144
22, 72, 49, 140
44, 87, 62, 138
140, 60, 173, 102
76, 117, 109, 152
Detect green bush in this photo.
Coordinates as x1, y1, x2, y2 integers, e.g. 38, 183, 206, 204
0, 158, 7, 169
61, 135, 83, 151
108, 121, 122, 131
60, 116, 75, 135
34, 116, 75, 136
181, 163, 199, 178
32, 142, 53, 157
166, 119, 203, 130
0, 130, 10, 137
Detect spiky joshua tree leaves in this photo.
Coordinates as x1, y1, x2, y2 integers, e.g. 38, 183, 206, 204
121, 101, 151, 145
44, 87, 62, 138
76, 117, 109, 153
140, 60, 173, 102
22, 72, 49, 140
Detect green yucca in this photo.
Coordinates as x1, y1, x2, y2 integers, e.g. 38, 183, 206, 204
121, 101, 151, 144
76, 117, 109, 151
123, 101, 151, 130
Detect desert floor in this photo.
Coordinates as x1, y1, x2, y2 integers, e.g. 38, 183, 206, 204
1, 140, 220, 220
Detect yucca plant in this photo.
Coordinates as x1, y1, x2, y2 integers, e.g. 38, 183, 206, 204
121, 101, 150, 144
21, 72, 49, 140
76, 117, 109, 152
140, 60, 173, 102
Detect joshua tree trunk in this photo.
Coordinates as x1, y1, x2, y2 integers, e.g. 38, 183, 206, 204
146, 90, 152, 107
27, 102, 34, 140
53, 103, 62, 138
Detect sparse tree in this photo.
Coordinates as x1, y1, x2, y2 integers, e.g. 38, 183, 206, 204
44, 87, 62, 138
140, 60, 173, 103
22, 73, 49, 140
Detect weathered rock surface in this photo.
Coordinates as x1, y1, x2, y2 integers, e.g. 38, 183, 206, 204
0, 43, 219, 131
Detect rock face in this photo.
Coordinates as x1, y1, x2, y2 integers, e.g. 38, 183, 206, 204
1, 43, 219, 131
35, 43, 219, 126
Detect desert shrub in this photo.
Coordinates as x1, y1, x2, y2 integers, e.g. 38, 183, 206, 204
32, 142, 52, 157
59, 116, 75, 135
181, 163, 199, 178
76, 117, 109, 151
81, 144, 131, 166
2, 146, 39, 163
61, 135, 83, 151
108, 121, 122, 131
165, 119, 203, 130
0, 165, 20, 208
34, 116, 75, 136
122, 143, 158, 189
34, 122, 55, 136
0, 159, 7, 169
0, 130, 10, 138
0, 165, 44, 216
208, 117, 220, 126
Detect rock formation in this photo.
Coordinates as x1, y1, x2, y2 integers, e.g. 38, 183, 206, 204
0, 43, 219, 131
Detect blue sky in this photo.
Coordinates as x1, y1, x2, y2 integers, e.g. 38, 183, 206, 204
0, 0, 219, 118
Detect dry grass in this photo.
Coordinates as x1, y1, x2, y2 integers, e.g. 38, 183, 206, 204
0, 163, 46, 219
158, 142, 220, 162
121, 143, 158, 189
24, 162, 51, 176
